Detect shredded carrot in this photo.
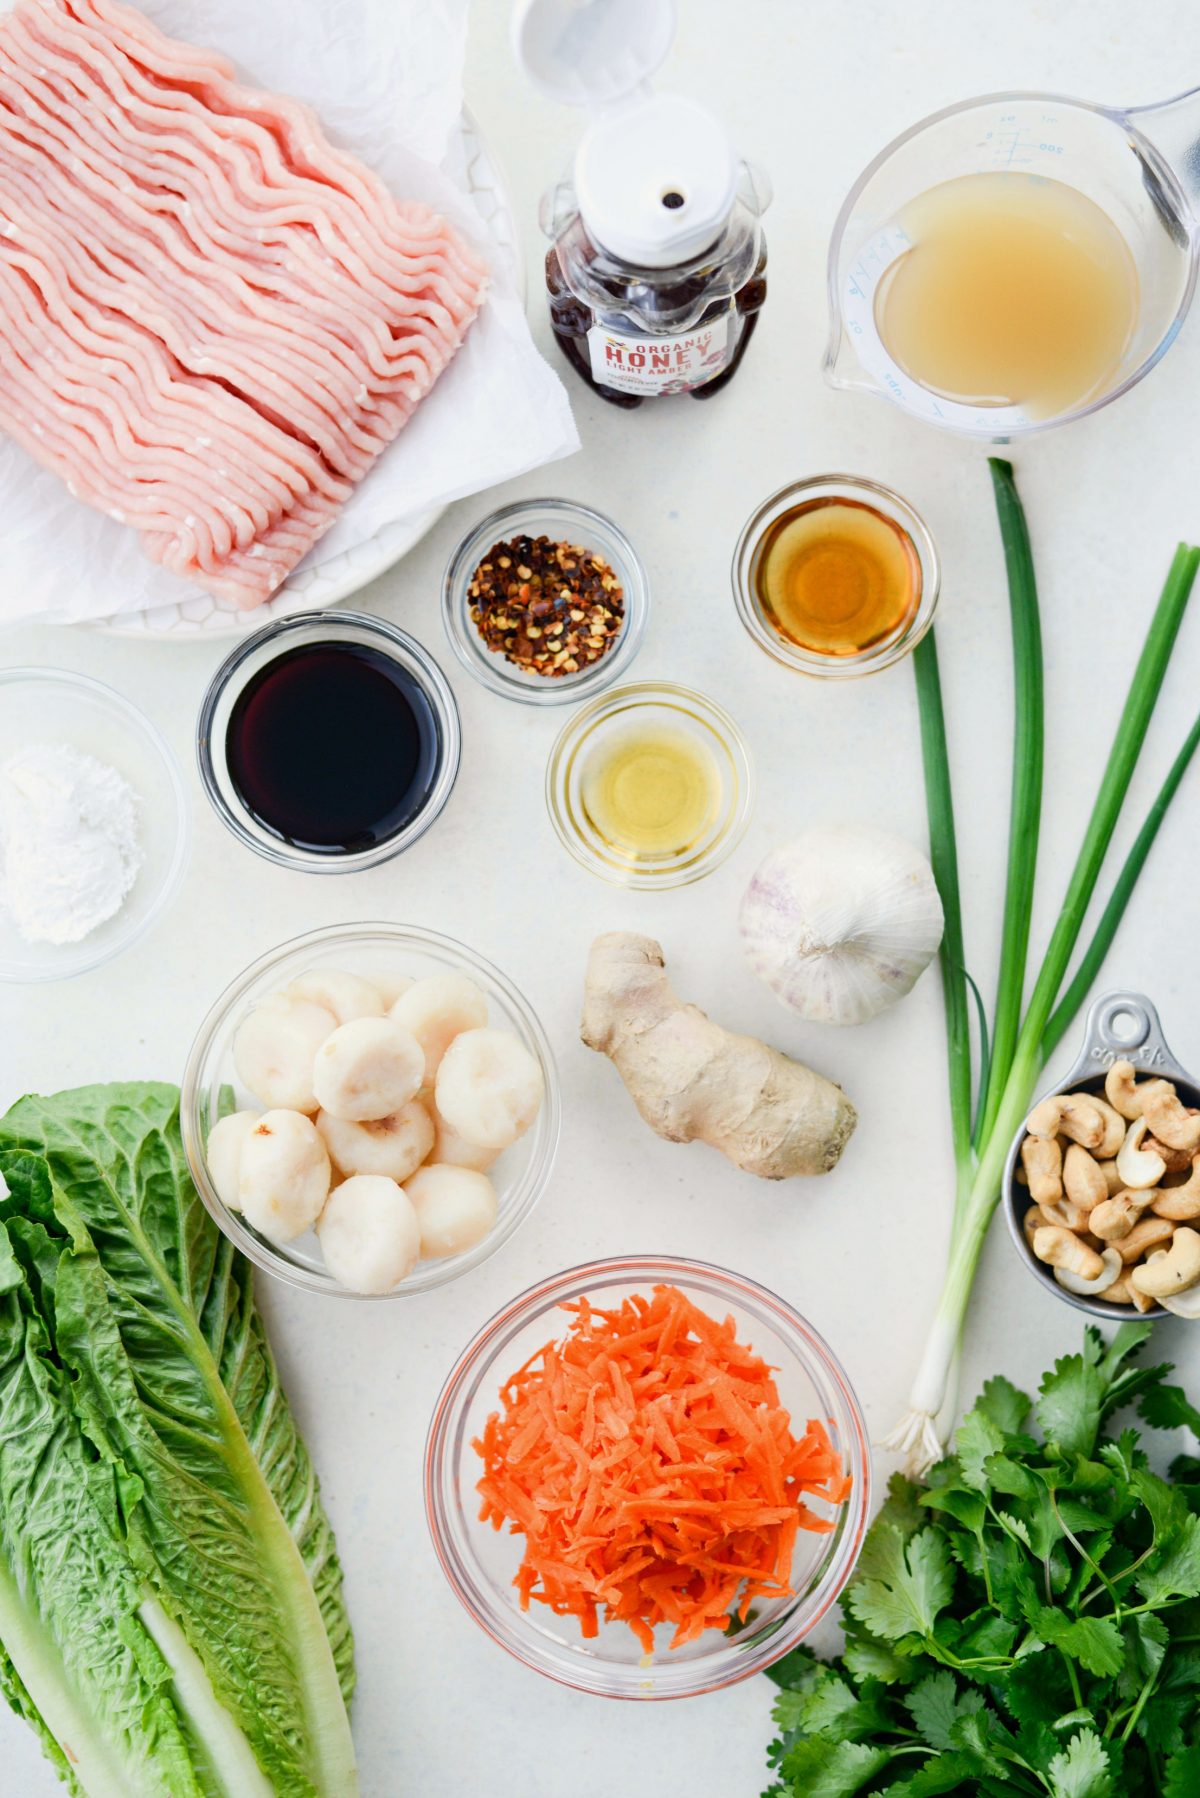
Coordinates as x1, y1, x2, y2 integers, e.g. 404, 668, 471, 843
473, 1284, 851, 1653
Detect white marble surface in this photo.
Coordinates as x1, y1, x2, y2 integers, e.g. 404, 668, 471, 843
3, 1, 1200, 1793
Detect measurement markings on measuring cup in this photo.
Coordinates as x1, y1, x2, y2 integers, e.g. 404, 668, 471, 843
838, 215, 1031, 434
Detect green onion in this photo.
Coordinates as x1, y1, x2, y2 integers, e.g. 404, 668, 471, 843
1043, 705, 1200, 1061
887, 474, 1200, 1474
975, 459, 1043, 1147
913, 632, 973, 1218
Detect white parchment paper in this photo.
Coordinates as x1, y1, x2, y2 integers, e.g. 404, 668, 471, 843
0, 0, 579, 621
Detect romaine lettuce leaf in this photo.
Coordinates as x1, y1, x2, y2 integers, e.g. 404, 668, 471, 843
0, 1218, 205, 1797
0, 1084, 357, 1798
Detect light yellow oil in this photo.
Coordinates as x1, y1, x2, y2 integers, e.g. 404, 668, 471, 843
875, 173, 1139, 418
753, 497, 921, 657
580, 725, 721, 859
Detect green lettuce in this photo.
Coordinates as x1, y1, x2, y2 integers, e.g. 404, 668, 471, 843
0, 1083, 357, 1798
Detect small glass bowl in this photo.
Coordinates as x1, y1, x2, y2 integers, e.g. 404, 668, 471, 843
442, 497, 649, 705
180, 923, 561, 1298
0, 668, 189, 984
196, 611, 461, 873
545, 681, 754, 889
426, 1254, 871, 1699
731, 474, 941, 679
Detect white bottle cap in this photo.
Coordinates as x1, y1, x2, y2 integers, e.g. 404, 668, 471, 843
512, 0, 676, 107
512, 0, 737, 266
576, 91, 737, 266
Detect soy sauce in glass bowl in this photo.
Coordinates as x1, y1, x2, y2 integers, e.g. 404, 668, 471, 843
197, 612, 460, 873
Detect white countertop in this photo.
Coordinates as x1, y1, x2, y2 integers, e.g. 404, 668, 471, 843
3, 2, 1200, 1793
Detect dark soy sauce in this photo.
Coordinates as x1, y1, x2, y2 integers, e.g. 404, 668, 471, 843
226, 642, 442, 854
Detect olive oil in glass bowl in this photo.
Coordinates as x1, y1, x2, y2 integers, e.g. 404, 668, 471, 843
546, 682, 754, 889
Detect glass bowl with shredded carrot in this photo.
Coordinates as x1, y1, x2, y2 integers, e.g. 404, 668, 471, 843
425, 1256, 870, 1699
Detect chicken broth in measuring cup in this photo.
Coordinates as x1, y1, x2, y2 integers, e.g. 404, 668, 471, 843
873, 173, 1140, 420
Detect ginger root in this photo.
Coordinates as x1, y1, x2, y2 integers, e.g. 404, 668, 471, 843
580, 931, 856, 1179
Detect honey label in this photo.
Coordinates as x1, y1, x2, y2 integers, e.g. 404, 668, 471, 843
586, 313, 736, 396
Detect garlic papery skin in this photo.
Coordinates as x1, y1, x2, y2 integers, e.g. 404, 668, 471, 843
738, 826, 944, 1026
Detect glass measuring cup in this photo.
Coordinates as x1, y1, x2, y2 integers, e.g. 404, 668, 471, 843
825, 88, 1200, 437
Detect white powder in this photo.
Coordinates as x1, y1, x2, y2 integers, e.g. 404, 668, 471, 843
0, 744, 142, 945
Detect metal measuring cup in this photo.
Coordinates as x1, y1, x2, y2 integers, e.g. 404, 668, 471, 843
825, 88, 1200, 438
1004, 991, 1200, 1321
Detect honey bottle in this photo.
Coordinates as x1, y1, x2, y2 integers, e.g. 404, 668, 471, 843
514, 0, 771, 409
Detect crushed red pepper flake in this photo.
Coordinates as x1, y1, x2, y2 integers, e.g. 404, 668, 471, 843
467, 532, 624, 677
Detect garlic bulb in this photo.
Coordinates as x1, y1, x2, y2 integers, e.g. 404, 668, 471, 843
739, 826, 944, 1026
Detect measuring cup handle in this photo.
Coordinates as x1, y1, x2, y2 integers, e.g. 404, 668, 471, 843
1067, 990, 1189, 1085
1125, 87, 1200, 218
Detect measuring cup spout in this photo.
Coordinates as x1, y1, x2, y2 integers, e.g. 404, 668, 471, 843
822, 332, 880, 396
1125, 86, 1200, 218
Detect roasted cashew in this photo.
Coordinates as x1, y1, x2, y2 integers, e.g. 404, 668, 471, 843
1157, 1279, 1200, 1319
1117, 1214, 1175, 1265
1104, 1059, 1145, 1121
1099, 1264, 1158, 1313
1139, 1080, 1200, 1155
1063, 1144, 1108, 1213
1116, 1118, 1167, 1191
1021, 1135, 1063, 1206
1032, 1225, 1103, 1281
1130, 1228, 1200, 1298
1087, 1096, 1128, 1160
1151, 1156, 1200, 1223
1026, 1093, 1106, 1149
1147, 1135, 1195, 1175
1040, 1196, 1098, 1232
1096, 1159, 1124, 1197
1056, 1246, 1123, 1297
1090, 1188, 1156, 1242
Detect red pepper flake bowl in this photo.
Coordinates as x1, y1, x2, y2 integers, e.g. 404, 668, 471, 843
425, 1255, 870, 1698
442, 498, 649, 706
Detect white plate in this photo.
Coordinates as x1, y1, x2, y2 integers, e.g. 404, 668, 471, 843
91, 113, 521, 641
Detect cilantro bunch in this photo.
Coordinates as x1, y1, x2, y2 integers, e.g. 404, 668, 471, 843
765, 1324, 1200, 1797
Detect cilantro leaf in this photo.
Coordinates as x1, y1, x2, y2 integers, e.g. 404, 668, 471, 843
955, 1610, 1018, 1663
777, 1737, 897, 1797
1136, 1512, 1200, 1606
1030, 1608, 1125, 1678
921, 1484, 987, 1531
847, 1526, 954, 1644
1120, 1611, 1169, 1691
1130, 1466, 1190, 1549
1047, 1728, 1114, 1798
955, 1409, 1007, 1491
1139, 1381, 1200, 1440
759, 1327, 1200, 1798
842, 1633, 915, 1685
985, 1454, 1039, 1502
874, 1471, 928, 1540
1038, 1352, 1104, 1459
1099, 1430, 1143, 1486
975, 1373, 1031, 1436
880, 1754, 981, 1796
1095, 1319, 1153, 1383
766, 1643, 819, 1691
996, 1649, 1074, 1730
904, 1670, 985, 1751
773, 1665, 896, 1747
1164, 1741, 1200, 1797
